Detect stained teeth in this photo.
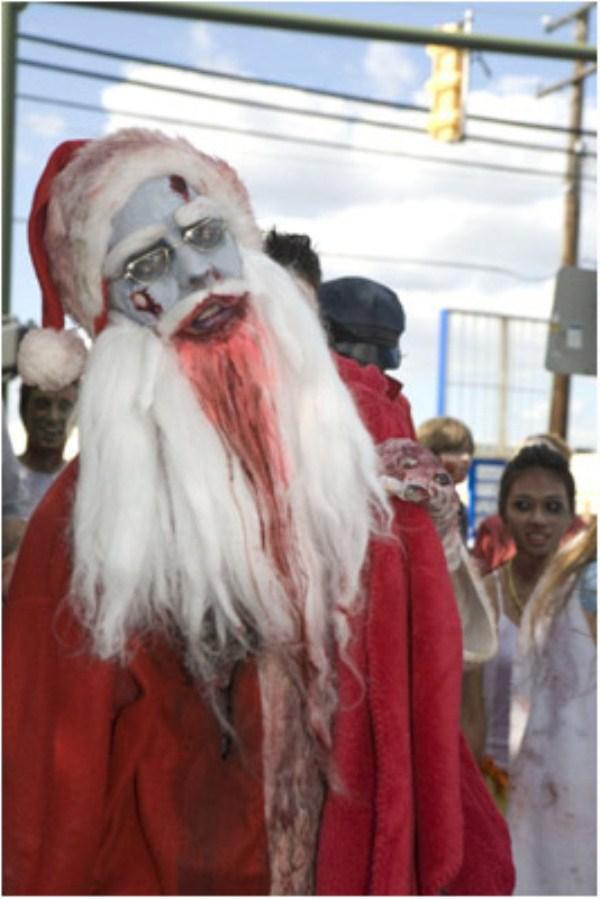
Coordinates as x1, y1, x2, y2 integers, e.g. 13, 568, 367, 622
196, 302, 220, 320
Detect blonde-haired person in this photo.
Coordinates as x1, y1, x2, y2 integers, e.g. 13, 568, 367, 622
416, 417, 474, 539
416, 416, 474, 484
507, 518, 596, 895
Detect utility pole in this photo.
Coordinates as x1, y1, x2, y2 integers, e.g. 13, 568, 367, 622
2, 4, 25, 319
540, 3, 595, 437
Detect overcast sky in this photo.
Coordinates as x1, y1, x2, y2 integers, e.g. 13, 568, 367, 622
9, 1, 598, 450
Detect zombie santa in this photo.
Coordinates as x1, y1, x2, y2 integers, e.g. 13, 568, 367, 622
3, 129, 513, 896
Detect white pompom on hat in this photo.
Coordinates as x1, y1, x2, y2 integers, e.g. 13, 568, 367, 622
24, 128, 263, 388
18, 327, 88, 392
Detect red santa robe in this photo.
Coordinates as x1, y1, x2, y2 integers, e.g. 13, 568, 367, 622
4, 351, 514, 895
3, 450, 513, 895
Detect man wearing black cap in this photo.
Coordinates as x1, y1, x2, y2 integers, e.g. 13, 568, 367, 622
318, 276, 405, 371
318, 276, 417, 441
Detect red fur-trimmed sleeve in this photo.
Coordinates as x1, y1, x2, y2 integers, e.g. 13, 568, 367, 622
3, 461, 122, 895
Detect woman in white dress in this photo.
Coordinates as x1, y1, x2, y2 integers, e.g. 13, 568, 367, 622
463, 444, 596, 894
508, 520, 596, 896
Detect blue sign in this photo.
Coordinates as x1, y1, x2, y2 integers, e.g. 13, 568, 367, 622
467, 457, 506, 542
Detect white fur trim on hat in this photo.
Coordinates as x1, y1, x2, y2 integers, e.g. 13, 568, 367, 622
44, 129, 262, 334
18, 328, 88, 391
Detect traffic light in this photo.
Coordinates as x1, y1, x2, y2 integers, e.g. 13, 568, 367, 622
425, 24, 466, 142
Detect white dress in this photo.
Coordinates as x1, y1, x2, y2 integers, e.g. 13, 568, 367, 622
508, 572, 597, 896
482, 573, 519, 770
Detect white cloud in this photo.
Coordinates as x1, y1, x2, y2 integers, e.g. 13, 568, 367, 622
363, 42, 417, 100
189, 23, 245, 75
190, 22, 213, 56
23, 112, 66, 137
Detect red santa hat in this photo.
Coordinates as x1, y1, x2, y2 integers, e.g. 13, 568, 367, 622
19, 128, 262, 390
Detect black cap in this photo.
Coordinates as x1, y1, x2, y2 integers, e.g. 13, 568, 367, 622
318, 276, 405, 370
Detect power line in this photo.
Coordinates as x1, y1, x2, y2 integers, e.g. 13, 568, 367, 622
18, 53, 592, 158
7, 217, 564, 281
18, 33, 432, 112
16, 57, 429, 140
21, 48, 591, 160
18, 33, 597, 139
320, 251, 556, 282
17, 91, 596, 183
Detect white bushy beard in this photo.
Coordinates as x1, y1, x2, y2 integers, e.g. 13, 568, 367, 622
72, 249, 389, 756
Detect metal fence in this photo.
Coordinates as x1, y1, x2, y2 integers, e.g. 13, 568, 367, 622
437, 308, 552, 452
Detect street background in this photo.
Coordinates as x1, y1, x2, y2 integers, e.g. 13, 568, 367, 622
4, 2, 597, 505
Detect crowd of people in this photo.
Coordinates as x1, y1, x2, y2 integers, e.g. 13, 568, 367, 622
2, 128, 596, 896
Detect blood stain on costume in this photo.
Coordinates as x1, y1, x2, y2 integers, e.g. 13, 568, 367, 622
541, 775, 559, 805
170, 174, 190, 202
174, 312, 298, 594
132, 290, 163, 317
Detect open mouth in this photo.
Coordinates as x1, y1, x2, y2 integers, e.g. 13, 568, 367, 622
38, 429, 65, 444
403, 483, 430, 503
525, 531, 550, 547
175, 293, 248, 340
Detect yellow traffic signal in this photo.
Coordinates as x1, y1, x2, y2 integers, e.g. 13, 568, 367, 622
426, 24, 466, 142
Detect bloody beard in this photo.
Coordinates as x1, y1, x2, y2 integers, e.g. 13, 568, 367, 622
75, 281, 331, 743
171, 295, 322, 740
72, 259, 386, 768
173, 297, 296, 593
168, 292, 333, 891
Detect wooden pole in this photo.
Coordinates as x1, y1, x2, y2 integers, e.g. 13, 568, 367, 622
548, 10, 589, 437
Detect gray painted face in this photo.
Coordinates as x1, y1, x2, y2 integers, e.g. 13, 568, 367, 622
104, 175, 243, 327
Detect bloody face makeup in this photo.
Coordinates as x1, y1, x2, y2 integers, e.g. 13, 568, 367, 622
104, 175, 243, 328
502, 467, 574, 559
